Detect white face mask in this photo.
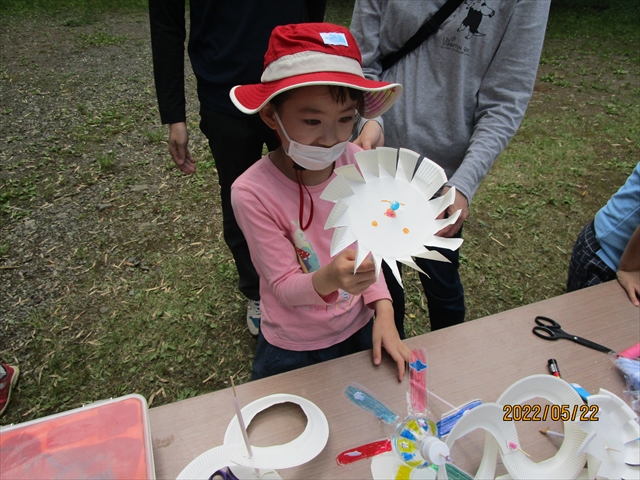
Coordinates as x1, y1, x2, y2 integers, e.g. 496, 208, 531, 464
274, 111, 349, 170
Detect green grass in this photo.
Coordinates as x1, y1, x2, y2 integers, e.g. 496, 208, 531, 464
1, 0, 639, 425
1, 0, 147, 16
97, 152, 115, 172
547, 0, 640, 40
77, 31, 127, 47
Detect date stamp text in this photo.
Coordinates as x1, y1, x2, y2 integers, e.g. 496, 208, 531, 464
503, 404, 599, 422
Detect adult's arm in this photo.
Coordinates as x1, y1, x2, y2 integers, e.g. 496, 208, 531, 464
350, 0, 386, 144
350, 0, 385, 82
149, 0, 187, 125
447, 0, 550, 202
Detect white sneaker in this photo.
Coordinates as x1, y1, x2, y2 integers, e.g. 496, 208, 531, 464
246, 300, 261, 336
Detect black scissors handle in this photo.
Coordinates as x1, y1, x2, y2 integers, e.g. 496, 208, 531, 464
533, 316, 613, 354
532, 325, 561, 340
534, 316, 561, 329
532, 316, 563, 340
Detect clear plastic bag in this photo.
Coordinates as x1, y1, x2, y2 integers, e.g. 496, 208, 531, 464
610, 350, 640, 414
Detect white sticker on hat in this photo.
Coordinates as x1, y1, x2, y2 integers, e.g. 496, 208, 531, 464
320, 32, 348, 47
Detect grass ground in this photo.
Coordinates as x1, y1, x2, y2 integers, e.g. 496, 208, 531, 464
0, 0, 638, 425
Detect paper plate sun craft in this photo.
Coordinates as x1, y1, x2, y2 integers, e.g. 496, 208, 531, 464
321, 147, 463, 287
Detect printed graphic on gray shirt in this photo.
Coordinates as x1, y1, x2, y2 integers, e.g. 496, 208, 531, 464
441, 0, 496, 55
457, 0, 496, 39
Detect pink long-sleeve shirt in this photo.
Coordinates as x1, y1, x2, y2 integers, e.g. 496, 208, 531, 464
231, 143, 391, 351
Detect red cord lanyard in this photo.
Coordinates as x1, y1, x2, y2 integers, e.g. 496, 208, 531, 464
295, 167, 314, 231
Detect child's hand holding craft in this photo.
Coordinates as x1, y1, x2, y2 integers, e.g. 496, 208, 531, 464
312, 249, 377, 297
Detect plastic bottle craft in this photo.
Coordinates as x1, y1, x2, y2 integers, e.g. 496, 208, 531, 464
338, 349, 478, 479
339, 366, 639, 479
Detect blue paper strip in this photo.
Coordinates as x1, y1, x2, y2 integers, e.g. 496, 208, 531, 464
344, 384, 399, 424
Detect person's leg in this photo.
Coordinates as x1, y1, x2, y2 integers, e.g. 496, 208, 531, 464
252, 319, 376, 380
336, 318, 374, 356
567, 221, 615, 291
199, 109, 278, 302
416, 228, 465, 331
382, 262, 405, 339
251, 331, 311, 380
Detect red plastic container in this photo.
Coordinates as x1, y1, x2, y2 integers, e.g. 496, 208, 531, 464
0, 394, 155, 479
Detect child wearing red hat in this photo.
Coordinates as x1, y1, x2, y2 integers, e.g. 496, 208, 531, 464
230, 23, 409, 380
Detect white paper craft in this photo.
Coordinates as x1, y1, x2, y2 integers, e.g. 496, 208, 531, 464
436, 375, 640, 480
577, 388, 640, 480
177, 394, 329, 480
321, 147, 463, 287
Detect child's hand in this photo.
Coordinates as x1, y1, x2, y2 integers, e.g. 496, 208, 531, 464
371, 300, 411, 381
313, 249, 377, 297
617, 269, 640, 306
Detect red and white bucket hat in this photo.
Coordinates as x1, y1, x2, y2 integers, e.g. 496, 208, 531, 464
230, 23, 402, 119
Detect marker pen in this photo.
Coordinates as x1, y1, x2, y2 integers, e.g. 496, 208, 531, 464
547, 358, 561, 378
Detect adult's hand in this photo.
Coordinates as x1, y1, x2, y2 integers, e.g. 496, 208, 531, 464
436, 187, 468, 238
353, 120, 384, 150
168, 122, 196, 174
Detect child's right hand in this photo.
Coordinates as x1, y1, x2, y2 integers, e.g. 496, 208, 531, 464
312, 249, 377, 297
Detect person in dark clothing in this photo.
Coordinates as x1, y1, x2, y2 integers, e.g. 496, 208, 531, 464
148, 1, 326, 335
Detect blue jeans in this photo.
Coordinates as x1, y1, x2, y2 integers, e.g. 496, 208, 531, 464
384, 227, 465, 337
252, 319, 374, 380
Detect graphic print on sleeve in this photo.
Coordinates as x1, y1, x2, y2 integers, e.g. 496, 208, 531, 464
291, 220, 321, 273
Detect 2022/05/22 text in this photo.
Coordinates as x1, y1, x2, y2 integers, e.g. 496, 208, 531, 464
503, 404, 599, 422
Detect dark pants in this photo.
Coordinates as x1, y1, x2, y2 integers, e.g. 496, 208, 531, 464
384, 227, 465, 337
199, 109, 280, 301
252, 319, 374, 380
567, 221, 615, 291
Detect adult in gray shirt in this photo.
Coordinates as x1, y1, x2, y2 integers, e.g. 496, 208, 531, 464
351, 0, 550, 335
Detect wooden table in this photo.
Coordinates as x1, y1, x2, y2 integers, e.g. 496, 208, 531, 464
149, 281, 639, 479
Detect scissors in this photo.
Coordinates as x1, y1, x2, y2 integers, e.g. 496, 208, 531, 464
532, 316, 613, 354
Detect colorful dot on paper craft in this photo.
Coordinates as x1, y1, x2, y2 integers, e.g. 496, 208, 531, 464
410, 359, 428, 372
354, 391, 365, 401
508, 442, 531, 457
390, 201, 400, 211
372, 221, 378, 227
403, 228, 409, 234
384, 209, 397, 218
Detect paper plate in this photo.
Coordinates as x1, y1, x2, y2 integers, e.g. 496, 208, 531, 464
176, 444, 283, 480
223, 393, 329, 470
